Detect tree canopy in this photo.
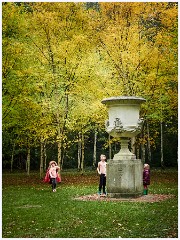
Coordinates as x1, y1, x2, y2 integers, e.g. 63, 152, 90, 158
2, 2, 178, 171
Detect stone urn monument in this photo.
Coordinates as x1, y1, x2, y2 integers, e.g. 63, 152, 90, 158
101, 96, 146, 198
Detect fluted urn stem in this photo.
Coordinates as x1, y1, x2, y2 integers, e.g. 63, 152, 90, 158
113, 137, 136, 161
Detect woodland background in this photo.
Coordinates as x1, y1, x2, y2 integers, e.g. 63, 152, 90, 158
2, 2, 178, 176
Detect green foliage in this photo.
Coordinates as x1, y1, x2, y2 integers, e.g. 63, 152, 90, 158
2, 2, 178, 169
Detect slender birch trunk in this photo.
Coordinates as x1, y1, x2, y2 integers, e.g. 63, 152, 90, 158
57, 140, 62, 167
27, 147, 30, 175
93, 131, 97, 168
160, 120, 165, 168
60, 93, 68, 170
141, 120, 145, 163
141, 145, 146, 164
78, 132, 82, 171
115, 142, 117, 153
109, 134, 112, 159
81, 133, 85, 174
44, 141, 47, 171
137, 148, 140, 159
55, 104, 62, 168
40, 140, 44, 178
147, 121, 151, 163
61, 151, 64, 171
11, 142, 15, 172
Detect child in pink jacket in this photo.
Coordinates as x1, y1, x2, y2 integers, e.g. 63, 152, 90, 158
44, 161, 61, 192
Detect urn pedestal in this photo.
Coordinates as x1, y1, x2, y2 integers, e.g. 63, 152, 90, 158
101, 96, 146, 198
106, 159, 143, 198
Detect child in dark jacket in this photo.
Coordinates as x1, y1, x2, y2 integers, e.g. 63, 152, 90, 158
143, 163, 150, 195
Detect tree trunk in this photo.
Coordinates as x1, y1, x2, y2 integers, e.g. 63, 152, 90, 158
60, 93, 68, 171
56, 110, 62, 168
27, 147, 30, 175
147, 121, 151, 163
40, 140, 47, 178
93, 131, 97, 168
141, 145, 146, 164
109, 134, 112, 159
57, 141, 62, 167
160, 120, 165, 168
18, 151, 22, 169
40, 140, 44, 178
11, 142, 15, 172
61, 151, 64, 171
78, 132, 82, 171
115, 142, 117, 153
137, 147, 140, 159
44, 141, 47, 171
141, 120, 145, 163
81, 133, 85, 174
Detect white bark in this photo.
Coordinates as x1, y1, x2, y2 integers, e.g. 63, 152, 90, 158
93, 131, 97, 167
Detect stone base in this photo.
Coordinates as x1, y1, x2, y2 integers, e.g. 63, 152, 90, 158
106, 159, 143, 198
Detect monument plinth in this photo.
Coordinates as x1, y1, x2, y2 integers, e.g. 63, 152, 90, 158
101, 96, 146, 198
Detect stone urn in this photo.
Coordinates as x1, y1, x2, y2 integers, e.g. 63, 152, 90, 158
101, 96, 146, 198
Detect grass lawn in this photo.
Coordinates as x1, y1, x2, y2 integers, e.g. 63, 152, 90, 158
2, 168, 178, 238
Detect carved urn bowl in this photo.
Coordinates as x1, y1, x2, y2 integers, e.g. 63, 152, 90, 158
101, 96, 146, 138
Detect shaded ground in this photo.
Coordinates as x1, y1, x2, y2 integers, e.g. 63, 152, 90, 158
2, 169, 177, 203
74, 193, 175, 202
2, 171, 99, 186
2, 168, 178, 187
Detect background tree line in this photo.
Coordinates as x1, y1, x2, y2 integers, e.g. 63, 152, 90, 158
2, 2, 178, 175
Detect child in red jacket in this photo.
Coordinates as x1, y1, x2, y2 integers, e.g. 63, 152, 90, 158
143, 163, 150, 195
49, 161, 60, 192
44, 161, 61, 191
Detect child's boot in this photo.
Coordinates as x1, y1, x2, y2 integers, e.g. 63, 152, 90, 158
143, 189, 147, 195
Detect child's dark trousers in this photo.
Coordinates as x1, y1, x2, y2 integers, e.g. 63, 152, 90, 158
51, 178, 57, 190
99, 174, 106, 193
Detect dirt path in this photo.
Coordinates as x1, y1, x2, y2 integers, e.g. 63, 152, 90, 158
74, 193, 175, 202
